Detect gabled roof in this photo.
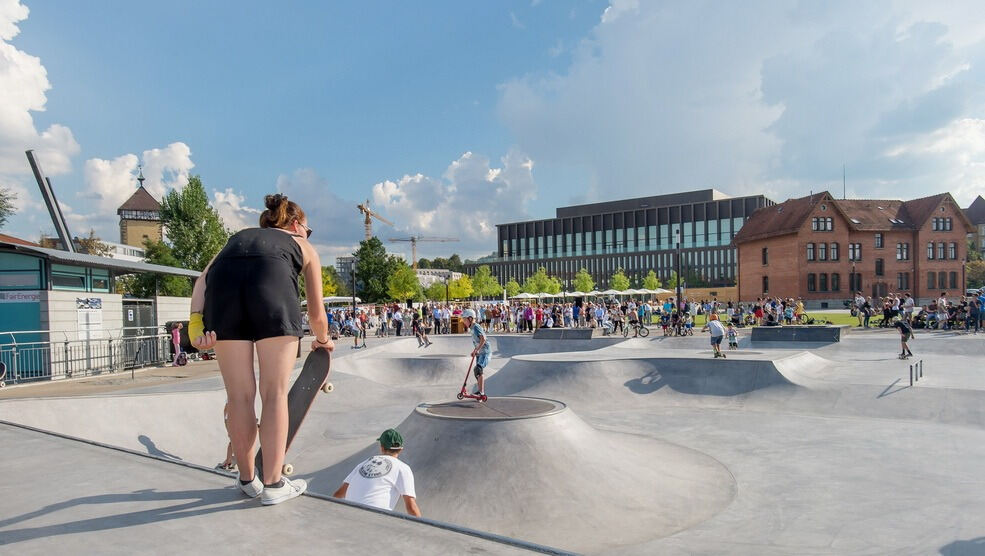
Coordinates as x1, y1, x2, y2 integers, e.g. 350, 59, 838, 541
831, 200, 910, 230
966, 195, 985, 225
0, 233, 38, 247
733, 192, 833, 244
735, 190, 973, 245
118, 187, 161, 213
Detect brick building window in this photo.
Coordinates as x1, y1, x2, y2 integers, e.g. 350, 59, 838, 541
818, 243, 827, 260
928, 272, 936, 289
849, 272, 863, 292
807, 273, 816, 292
848, 243, 862, 261
762, 247, 768, 265
896, 242, 909, 261
949, 242, 956, 259
874, 233, 884, 248
945, 217, 952, 231
950, 272, 957, 289
875, 258, 884, 276
897, 272, 910, 290
938, 271, 946, 289
831, 272, 840, 291
933, 217, 939, 231
807, 243, 815, 261
937, 242, 945, 259
830, 242, 839, 261
812, 217, 834, 231
819, 273, 828, 291
762, 276, 769, 293
927, 242, 934, 259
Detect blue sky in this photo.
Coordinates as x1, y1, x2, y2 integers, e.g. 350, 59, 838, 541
2, 0, 984, 264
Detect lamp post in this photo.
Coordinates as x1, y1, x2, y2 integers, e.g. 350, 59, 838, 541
351, 260, 357, 316
445, 274, 450, 306
675, 227, 682, 310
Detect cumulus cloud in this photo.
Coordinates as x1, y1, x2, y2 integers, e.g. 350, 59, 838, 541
498, 0, 985, 206
213, 188, 262, 232
372, 149, 537, 259
78, 142, 195, 236
0, 0, 80, 237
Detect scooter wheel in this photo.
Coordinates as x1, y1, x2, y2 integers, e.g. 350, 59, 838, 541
457, 392, 465, 400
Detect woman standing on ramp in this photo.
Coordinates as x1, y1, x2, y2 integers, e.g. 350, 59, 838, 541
189, 194, 333, 506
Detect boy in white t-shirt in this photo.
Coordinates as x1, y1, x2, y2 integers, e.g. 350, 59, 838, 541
333, 429, 421, 516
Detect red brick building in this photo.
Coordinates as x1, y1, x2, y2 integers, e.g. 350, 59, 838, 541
733, 191, 973, 307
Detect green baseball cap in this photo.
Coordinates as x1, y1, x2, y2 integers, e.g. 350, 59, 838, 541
377, 428, 404, 450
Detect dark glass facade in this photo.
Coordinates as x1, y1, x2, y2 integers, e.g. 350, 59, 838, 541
466, 189, 773, 289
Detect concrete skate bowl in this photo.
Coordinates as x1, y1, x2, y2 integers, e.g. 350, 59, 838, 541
369, 335, 625, 359
484, 353, 820, 408
337, 353, 476, 386
0, 389, 228, 464
309, 397, 736, 553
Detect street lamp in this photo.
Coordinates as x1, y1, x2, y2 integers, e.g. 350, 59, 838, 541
675, 227, 682, 311
445, 273, 450, 305
351, 260, 357, 316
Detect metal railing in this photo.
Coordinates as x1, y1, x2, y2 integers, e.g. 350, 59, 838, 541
0, 327, 173, 385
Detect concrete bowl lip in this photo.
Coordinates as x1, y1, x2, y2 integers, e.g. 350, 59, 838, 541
415, 396, 567, 421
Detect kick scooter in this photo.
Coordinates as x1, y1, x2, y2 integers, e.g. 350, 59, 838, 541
456, 355, 488, 402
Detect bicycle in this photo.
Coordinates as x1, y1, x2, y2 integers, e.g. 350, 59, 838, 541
623, 321, 650, 338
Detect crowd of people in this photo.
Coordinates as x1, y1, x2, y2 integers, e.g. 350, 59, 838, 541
851, 290, 984, 332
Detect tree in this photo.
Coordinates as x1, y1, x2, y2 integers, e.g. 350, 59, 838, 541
968, 260, 985, 288
354, 237, 400, 303
76, 229, 113, 257
126, 239, 193, 297
643, 270, 662, 290
968, 239, 982, 262
666, 271, 680, 289
449, 275, 474, 299
505, 277, 521, 298
0, 187, 16, 230
425, 281, 447, 301
572, 268, 595, 292
610, 268, 630, 290
387, 263, 421, 301
522, 267, 561, 294
471, 265, 502, 299
160, 176, 229, 270
417, 258, 432, 269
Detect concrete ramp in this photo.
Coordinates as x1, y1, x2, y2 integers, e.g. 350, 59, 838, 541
485, 355, 807, 408
0, 390, 227, 464
308, 397, 736, 554
338, 353, 475, 386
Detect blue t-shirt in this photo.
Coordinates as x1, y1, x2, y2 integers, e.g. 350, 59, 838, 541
470, 322, 490, 355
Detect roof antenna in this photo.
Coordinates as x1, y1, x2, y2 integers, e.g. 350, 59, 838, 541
843, 164, 846, 200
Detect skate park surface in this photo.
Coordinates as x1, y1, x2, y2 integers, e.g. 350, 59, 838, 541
2, 329, 985, 554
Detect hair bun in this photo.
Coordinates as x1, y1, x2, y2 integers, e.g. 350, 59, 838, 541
264, 194, 288, 210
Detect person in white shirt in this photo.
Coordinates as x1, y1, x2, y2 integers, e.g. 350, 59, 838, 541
701, 313, 728, 358
333, 429, 421, 517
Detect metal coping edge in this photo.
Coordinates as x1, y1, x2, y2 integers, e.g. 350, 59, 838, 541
0, 419, 577, 556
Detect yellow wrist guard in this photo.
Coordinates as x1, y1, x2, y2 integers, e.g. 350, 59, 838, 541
189, 312, 205, 342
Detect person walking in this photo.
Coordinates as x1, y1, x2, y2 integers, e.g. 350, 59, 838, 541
702, 313, 727, 358
189, 193, 332, 506
333, 429, 421, 517
171, 322, 183, 366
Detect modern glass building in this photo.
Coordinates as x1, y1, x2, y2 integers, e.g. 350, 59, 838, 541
467, 189, 773, 289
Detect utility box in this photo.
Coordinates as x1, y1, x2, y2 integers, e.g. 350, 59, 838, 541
451, 316, 463, 334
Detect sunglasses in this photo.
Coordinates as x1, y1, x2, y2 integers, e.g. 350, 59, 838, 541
298, 222, 313, 238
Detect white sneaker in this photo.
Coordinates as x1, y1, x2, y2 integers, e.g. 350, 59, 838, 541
261, 477, 307, 506
237, 475, 263, 498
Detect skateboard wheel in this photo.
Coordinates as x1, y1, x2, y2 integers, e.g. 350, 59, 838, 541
321, 382, 334, 393
0, 382, 5, 388
282, 464, 294, 476
457, 392, 464, 400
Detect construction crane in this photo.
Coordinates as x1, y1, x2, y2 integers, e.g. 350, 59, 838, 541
356, 199, 393, 241
388, 235, 459, 269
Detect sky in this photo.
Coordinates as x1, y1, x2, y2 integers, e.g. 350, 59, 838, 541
1, 0, 984, 265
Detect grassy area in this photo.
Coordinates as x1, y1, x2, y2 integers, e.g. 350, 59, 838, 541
648, 310, 859, 327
